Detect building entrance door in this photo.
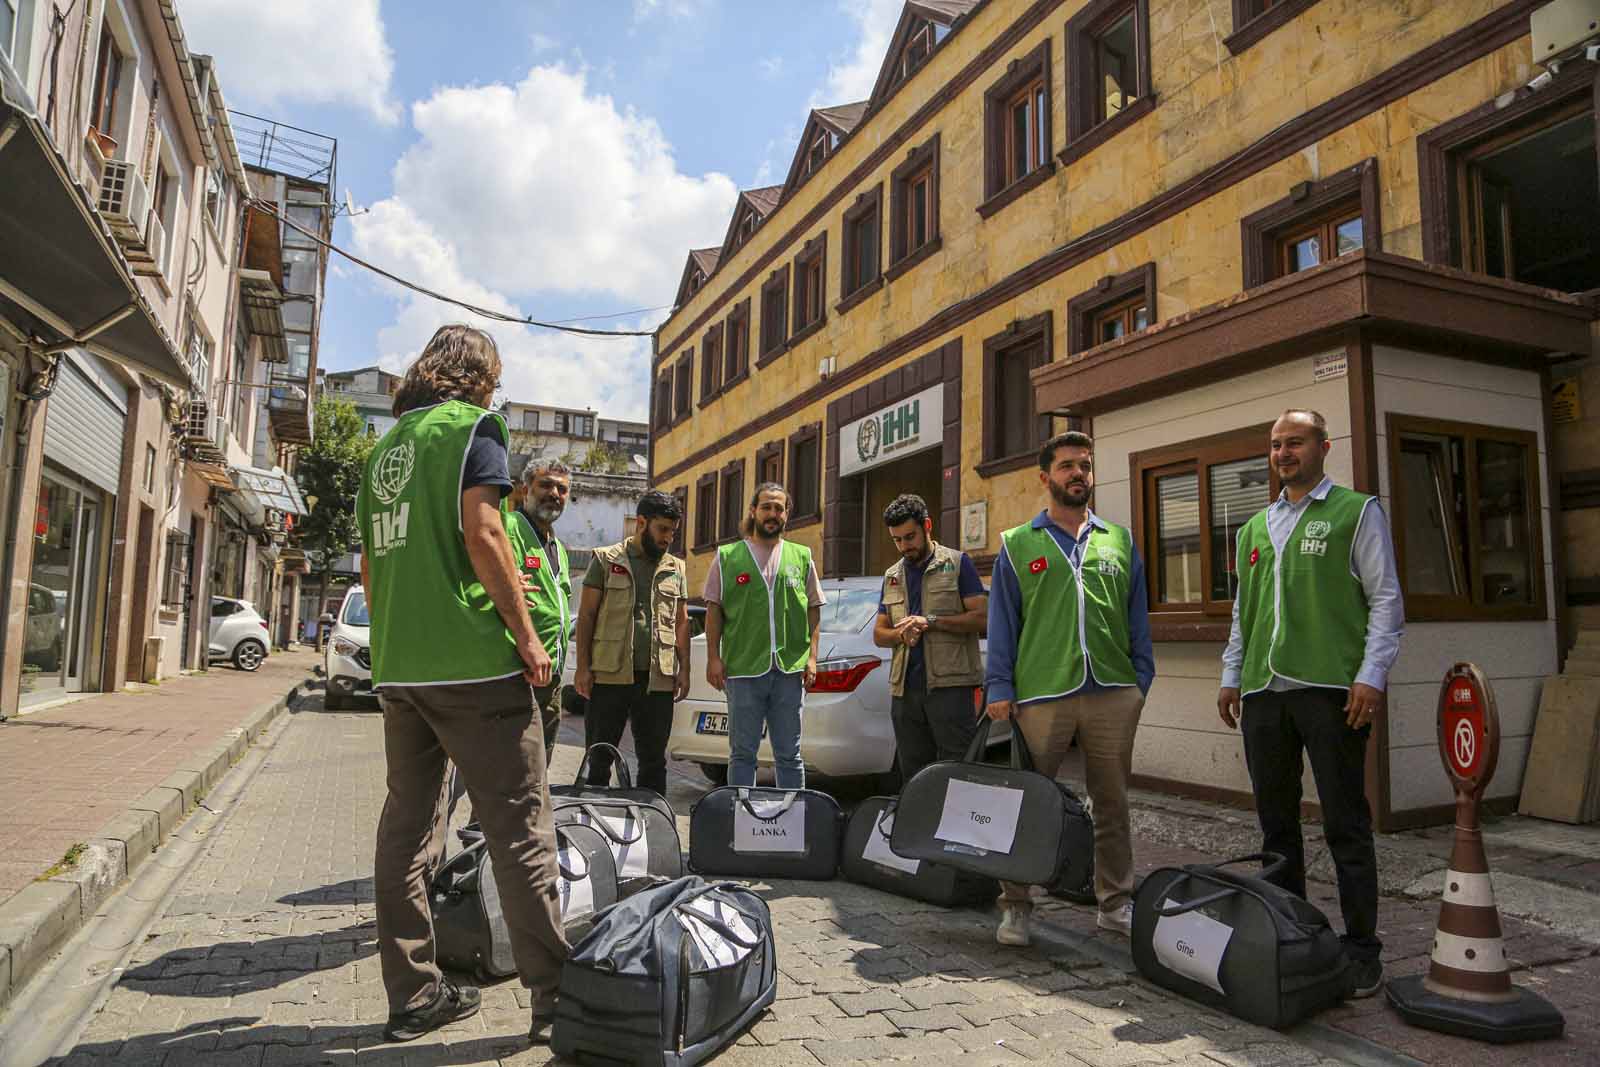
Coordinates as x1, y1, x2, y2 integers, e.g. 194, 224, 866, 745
861, 448, 944, 575
21, 472, 108, 705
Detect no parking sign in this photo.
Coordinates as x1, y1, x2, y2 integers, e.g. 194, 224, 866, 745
1436, 663, 1499, 800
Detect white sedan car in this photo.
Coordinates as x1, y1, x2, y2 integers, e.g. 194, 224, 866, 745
323, 588, 373, 710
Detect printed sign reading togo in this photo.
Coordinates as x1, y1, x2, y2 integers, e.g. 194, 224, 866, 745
934, 779, 1024, 854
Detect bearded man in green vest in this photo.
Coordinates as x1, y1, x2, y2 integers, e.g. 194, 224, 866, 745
985, 431, 1155, 948
573, 489, 690, 795
504, 458, 573, 764
704, 482, 825, 788
357, 325, 566, 1045
1218, 409, 1403, 1000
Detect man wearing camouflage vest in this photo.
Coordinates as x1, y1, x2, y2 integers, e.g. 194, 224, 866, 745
573, 489, 691, 795
872, 493, 987, 782
504, 458, 574, 764
1218, 409, 1403, 1000
985, 431, 1154, 948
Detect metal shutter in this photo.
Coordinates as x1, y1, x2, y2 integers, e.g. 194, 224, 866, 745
43, 354, 128, 495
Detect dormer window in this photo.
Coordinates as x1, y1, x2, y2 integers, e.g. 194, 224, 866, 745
806, 129, 835, 175
688, 269, 705, 295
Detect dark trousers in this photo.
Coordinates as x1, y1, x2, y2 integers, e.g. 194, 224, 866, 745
535, 682, 561, 766
585, 671, 673, 796
1241, 686, 1381, 960
891, 684, 981, 784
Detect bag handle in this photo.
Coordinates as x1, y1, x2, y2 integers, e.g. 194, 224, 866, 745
1205, 852, 1288, 881
573, 743, 634, 790
961, 711, 1036, 772
555, 827, 590, 882
737, 788, 799, 820
675, 881, 767, 947
1153, 881, 1239, 916
872, 800, 898, 842
579, 802, 646, 844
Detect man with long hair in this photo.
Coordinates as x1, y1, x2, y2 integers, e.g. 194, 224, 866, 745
703, 483, 824, 787
358, 324, 566, 1044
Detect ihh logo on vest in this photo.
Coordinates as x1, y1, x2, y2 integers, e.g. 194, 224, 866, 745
369, 441, 416, 556
840, 384, 944, 477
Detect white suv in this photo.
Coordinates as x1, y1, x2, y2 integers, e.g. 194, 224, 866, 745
324, 588, 372, 710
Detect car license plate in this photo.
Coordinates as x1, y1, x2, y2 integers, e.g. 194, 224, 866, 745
696, 712, 729, 735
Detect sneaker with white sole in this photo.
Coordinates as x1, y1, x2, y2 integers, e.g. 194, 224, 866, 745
1097, 903, 1133, 936
996, 904, 1032, 946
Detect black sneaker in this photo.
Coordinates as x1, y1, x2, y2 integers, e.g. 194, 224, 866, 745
528, 997, 557, 1044
384, 979, 482, 1042
1349, 958, 1384, 999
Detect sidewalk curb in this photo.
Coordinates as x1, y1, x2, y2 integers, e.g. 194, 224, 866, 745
0, 680, 303, 1010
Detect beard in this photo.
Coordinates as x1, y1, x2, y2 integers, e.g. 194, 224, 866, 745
640, 534, 667, 560
1048, 480, 1090, 508
759, 516, 785, 537
531, 501, 564, 524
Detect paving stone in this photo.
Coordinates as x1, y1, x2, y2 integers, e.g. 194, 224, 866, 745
829, 988, 913, 1017
1199, 1044, 1323, 1067
896, 980, 979, 1008
882, 1005, 969, 1032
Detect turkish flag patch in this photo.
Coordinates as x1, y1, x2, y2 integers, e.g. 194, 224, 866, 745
1028, 557, 1048, 575
1249, 547, 1260, 566
735, 573, 751, 586
611, 563, 628, 575
888, 576, 898, 586
525, 555, 540, 570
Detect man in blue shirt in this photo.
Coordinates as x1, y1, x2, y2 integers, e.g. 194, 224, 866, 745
985, 432, 1155, 946
871, 494, 988, 783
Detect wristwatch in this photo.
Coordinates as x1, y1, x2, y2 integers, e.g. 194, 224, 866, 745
924, 614, 939, 631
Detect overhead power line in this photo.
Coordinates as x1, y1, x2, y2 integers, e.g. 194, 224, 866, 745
247, 198, 659, 338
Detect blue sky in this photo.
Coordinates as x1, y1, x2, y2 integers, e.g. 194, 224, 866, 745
182, 0, 907, 420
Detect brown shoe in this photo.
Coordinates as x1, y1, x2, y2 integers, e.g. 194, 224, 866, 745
529, 997, 558, 1044
384, 979, 481, 1042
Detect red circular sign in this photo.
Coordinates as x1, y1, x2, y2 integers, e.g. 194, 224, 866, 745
1436, 663, 1500, 797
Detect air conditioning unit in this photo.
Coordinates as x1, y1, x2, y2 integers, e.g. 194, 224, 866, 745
133, 212, 169, 278
97, 159, 150, 241
184, 398, 210, 441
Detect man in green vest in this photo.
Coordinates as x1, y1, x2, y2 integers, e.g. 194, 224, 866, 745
357, 325, 566, 1045
1217, 409, 1403, 999
573, 489, 690, 795
704, 482, 824, 788
872, 493, 987, 782
505, 458, 573, 764
986, 431, 1154, 947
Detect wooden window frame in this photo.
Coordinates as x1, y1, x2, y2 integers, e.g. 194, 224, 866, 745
90, 30, 124, 141
1241, 158, 1381, 288
698, 322, 724, 406
672, 353, 694, 426
718, 458, 746, 544
755, 439, 784, 490
888, 133, 942, 279
723, 299, 751, 391
1067, 262, 1156, 355
980, 40, 1056, 219
1062, 0, 1154, 166
757, 265, 790, 366
787, 421, 823, 528
693, 472, 719, 552
839, 185, 884, 312
791, 234, 828, 344
1130, 423, 1278, 638
1386, 413, 1547, 623
978, 312, 1053, 477
654, 371, 673, 432
670, 486, 689, 557
1224, 0, 1321, 57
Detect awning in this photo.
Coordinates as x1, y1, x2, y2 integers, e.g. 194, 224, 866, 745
231, 464, 309, 516
0, 55, 192, 388
239, 268, 287, 363
189, 460, 236, 491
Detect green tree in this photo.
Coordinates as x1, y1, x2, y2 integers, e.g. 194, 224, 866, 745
295, 396, 376, 619
578, 442, 630, 474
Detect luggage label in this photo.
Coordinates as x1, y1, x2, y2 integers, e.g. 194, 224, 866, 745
733, 797, 806, 853
1152, 897, 1232, 994
863, 810, 922, 875
676, 897, 758, 968
933, 779, 1024, 855
573, 808, 651, 878
557, 843, 595, 921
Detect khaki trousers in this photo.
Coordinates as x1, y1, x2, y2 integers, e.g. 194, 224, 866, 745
375, 675, 569, 1012
999, 686, 1145, 913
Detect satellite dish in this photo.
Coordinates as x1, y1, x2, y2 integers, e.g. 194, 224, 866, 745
632, 454, 648, 470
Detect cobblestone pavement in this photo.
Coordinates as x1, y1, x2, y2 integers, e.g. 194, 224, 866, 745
46, 692, 1357, 1067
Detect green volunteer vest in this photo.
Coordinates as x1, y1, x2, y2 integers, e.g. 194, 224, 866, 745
1235, 485, 1372, 695
589, 539, 686, 689
716, 539, 813, 678
882, 540, 983, 697
356, 400, 522, 686
1002, 519, 1137, 702
505, 508, 570, 679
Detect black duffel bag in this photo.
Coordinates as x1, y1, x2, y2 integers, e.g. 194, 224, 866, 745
552, 876, 777, 1067
688, 786, 844, 880
433, 822, 618, 979
1047, 783, 1096, 905
890, 716, 1088, 885
840, 795, 997, 906
553, 743, 683, 896
1132, 853, 1352, 1028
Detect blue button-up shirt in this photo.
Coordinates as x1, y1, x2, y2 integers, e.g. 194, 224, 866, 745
1220, 476, 1404, 692
986, 509, 1156, 705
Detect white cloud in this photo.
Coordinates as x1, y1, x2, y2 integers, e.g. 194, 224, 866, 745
813, 0, 903, 106
632, 0, 705, 20
530, 32, 559, 53
182, 0, 399, 124
759, 55, 784, 80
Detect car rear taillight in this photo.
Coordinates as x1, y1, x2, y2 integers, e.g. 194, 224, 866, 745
808, 656, 881, 693
259, 620, 269, 630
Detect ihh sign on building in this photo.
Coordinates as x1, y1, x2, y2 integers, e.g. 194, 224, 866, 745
839, 385, 943, 478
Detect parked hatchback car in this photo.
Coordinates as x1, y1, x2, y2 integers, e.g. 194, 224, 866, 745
324, 588, 372, 710
208, 597, 270, 672
667, 575, 1002, 787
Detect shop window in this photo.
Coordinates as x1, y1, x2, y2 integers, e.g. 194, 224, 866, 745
699, 324, 723, 405
1131, 425, 1276, 616
724, 300, 750, 388
889, 134, 941, 275
694, 473, 717, 550
1387, 415, 1545, 621
792, 235, 827, 340
673, 355, 693, 424
1241, 159, 1380, 288
1064, 0, 1152, 159
841, 186, 882, 303
980, 313, 1052, 475
759, 265, 789, 362
788, 423, 822, 524
981, 40, 1053, 216
718, 459, 745, 543
1067, 263, 1156, 354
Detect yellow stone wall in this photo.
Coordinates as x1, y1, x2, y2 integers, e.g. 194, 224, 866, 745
653, 0, 1550, 591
